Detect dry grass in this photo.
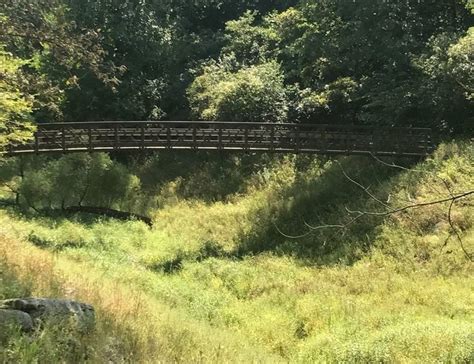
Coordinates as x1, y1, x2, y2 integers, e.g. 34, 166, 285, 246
0, 232, 280, 363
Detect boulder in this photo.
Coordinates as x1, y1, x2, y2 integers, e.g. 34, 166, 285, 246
0, 309, 34, 332
0, 298, 95, 332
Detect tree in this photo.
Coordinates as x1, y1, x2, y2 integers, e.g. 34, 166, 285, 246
204, 0, 473, 131
448, 28, 474, 102
0, 47, 34, 152
188, 59, 288, 122
0, 0, 120, 122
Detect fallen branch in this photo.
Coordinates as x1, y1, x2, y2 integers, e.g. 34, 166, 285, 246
0, 199, 17, 207
64, 206, 153, 227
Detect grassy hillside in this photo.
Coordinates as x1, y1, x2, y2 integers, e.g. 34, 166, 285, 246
0, 142, 473, 362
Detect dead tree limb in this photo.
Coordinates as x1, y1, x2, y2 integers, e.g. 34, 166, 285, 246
275, 156, 473, 260
64, 206, 153, 227
335, 160, 389, 208
345, 191, 474, 217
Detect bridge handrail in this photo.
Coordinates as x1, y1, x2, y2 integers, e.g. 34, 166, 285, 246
4, 121, 436, 157
35, 121, 433, 133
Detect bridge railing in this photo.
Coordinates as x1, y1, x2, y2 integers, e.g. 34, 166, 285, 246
7, 121, 435, 157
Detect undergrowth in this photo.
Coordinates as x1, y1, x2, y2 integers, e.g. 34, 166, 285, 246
0, 142, 473, 362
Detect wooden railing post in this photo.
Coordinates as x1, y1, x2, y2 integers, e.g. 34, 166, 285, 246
295, 125, 300, 153
167, 125, 171, 148
88, 126, 93, 151
114, 125, 119, 150
62, 125, 66, 152
244, 125, 249, 150
192, 123, 197, 148
270, 124, 275, 151
218, 124, 223, 150
426, 129, 435, 155
34, 130, 39, 154
321, 127, 326, 153
370, 128, 376, 154
398, 130, 404, 156
344, 129, 350, 155
141, 124, 145, 149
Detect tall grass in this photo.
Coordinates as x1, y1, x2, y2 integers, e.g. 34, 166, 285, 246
0, 142, 473, 362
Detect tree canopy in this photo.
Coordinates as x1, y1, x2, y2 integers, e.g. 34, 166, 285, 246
0, 0, 473, 144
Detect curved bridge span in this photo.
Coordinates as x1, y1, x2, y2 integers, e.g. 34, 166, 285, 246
7, 121, 435, 157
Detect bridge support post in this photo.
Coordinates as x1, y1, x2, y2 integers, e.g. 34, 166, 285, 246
166, 126, 171, 149
244, 126, 249, 151
295, 125, 300, 153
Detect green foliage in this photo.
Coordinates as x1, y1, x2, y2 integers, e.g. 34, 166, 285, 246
0, 47, 35, 152
0, 262, 142, 363
189, 60, 288, 122
0, 262, 31, 300
0, 0, 122, 123
1, 0, 472, 133
14, 154, 141, 212
291, 77, 359, 123
198, 0, 473, 130
223, 11, 280, 64
1, 321, 91, 363
448, 27, 474, 101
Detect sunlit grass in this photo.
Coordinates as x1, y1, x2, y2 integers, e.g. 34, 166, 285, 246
1, 142, 473, 362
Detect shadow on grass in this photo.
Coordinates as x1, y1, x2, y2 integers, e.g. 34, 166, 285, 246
234, 155, 420, 266
0, 203, 122, 229
137, 151, 277, 203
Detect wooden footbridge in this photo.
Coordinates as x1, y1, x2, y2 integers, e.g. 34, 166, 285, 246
6, 121, 435, 157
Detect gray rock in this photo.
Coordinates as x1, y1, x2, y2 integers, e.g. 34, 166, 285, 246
0, 309, 34, 332
0, 298, 95, 332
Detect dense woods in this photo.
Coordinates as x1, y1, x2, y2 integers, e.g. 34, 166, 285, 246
1, 0, 473, 141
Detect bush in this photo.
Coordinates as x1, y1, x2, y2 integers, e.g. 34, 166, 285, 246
14, 154, 143, 212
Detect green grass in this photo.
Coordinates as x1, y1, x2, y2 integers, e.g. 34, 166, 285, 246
0, 142, 473, 362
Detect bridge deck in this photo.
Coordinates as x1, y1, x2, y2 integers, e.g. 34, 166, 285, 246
6, 121, 435, 157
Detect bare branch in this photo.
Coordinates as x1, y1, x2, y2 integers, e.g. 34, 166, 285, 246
368, 153, 474, 259
273, 222, 313, 240
275, 155, 473, 260
369, 153, 418, 172
346, 190, 473, 217
369, 153, 450, 196
274, 212, 366, 240
335, 160, 389, 208
2, 183, 18, 194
